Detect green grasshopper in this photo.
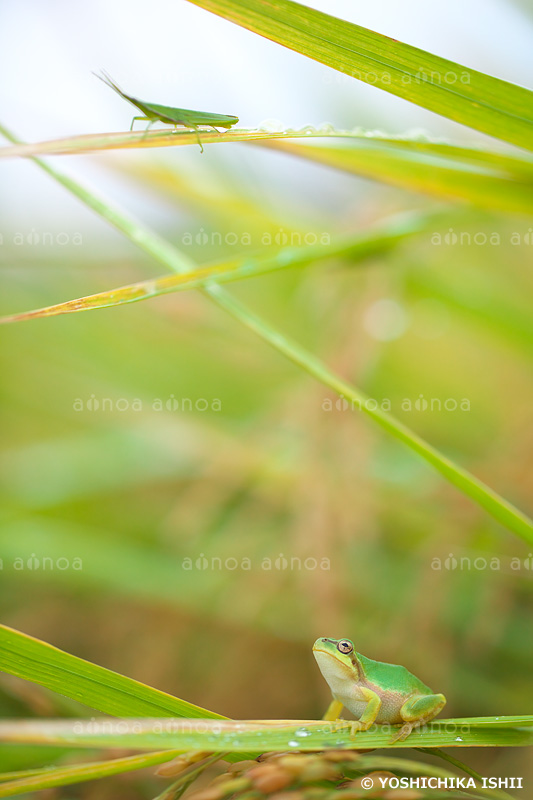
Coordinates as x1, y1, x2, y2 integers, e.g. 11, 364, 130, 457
95, 71, 239, 152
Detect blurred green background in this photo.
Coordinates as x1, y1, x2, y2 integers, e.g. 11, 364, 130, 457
1, 153, 532, 787
1, 0, 533, 796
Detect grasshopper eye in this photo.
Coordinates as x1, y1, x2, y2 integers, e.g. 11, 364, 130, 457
337, 640, 353, 654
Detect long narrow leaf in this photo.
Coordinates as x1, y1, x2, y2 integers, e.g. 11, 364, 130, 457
2, 129, 533, 167
185, 0, 533, 150
0, 625, 225, 720
0, 716, 532, 751
0, 751, 180, 799
0, 213, 436, 324
260, 140, 533, 215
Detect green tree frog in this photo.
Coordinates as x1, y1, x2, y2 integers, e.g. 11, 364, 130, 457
313, 637, 446, 741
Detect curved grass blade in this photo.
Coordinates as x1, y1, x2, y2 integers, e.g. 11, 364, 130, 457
0, 624, 225, 720
1, 123, 531, 542
418, 748, 482, 783
0, 212, 437, 324
259, 140, 533, 216
184, 0, 533, 151
0, 751, 181, 799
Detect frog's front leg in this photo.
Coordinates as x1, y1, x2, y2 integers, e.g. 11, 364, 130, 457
322, 698, 344, 721
391, 692, 446, 743
323, 689, 381, 738
347, 687, 382, 737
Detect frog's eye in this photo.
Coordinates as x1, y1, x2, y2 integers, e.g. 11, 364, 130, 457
337, 640, 353, 654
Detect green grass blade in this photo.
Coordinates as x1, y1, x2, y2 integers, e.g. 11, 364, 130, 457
0, 213, 437, 324
1, 122, 531, 542
419, 748, 482, 783
1, 717, 532, 751
0, 624, 225, 720
185, 0, 533, 151
0, 751, 180, 799
259, 140, 533, 216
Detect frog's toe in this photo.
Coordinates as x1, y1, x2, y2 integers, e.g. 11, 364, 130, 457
389, 723, 413, 743
348, 722, 360, 740
335, 718, 358, 738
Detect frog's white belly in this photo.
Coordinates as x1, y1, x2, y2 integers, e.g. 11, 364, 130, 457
339, 694, 368, 718
332, 682, 367, 715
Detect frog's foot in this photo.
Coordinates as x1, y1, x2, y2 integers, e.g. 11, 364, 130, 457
328, 717, 359, 739
390, 693, 446, 744
347, 719, 372, 740
326, 717, 374, 741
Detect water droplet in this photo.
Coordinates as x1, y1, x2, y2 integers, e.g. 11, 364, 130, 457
294, 727, 310, 738
258, 118, 285, 133
287, 740, 300, 748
